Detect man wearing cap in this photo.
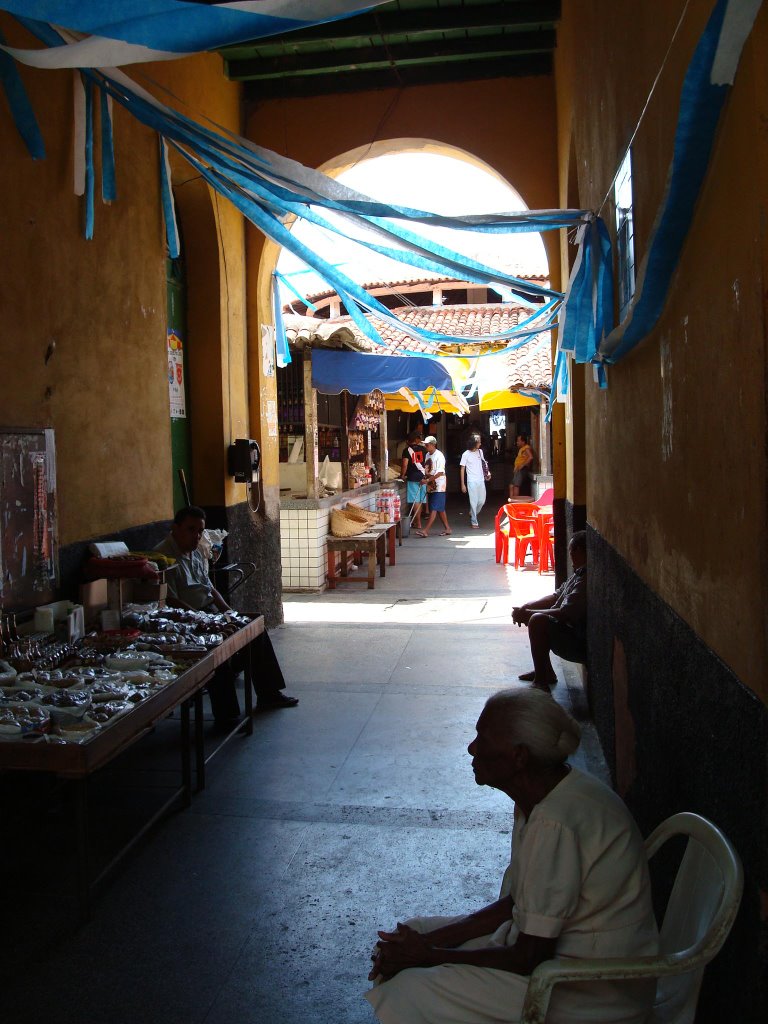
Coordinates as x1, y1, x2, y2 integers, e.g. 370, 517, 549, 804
416, 436, 452, 537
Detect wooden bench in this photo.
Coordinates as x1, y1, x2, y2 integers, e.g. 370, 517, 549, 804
326, 522, 398, 589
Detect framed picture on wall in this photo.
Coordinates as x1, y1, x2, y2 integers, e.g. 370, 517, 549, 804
0, 428, 58, 610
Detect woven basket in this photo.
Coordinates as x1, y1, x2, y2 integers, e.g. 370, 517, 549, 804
330, 508, 366, 538
344, 503, 379, 526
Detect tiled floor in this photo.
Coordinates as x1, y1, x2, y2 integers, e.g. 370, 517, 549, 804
0, 496, 606, 1024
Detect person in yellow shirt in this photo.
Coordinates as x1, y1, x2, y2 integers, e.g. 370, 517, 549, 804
510, 433, 534, 497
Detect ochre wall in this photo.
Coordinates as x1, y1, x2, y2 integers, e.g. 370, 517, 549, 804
247, 77, 559, 231
556, 0, 768, 700
0, 17, 246, 546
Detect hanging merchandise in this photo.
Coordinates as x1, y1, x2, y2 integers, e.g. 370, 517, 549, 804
349, 390, 385, 431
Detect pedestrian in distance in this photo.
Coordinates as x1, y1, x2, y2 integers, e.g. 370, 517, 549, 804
459, 432, 488, 529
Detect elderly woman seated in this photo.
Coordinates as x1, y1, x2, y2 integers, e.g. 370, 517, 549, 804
366, 689, 658, 1024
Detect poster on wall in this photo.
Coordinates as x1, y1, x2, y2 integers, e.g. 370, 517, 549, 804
266, 399, 278, 438
261, 324, 276, 378
167, 330, 186, 418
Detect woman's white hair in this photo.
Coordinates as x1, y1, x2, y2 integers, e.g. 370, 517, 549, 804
484, 688, 581, 766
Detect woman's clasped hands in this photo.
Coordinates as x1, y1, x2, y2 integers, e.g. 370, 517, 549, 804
369, 922, 436, 981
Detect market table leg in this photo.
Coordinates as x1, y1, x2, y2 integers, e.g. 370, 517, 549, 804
195, 689, 206, 792
180, 698, 192, 807
74, 776, 92, 922
388, 524, 396, 565
378, 533, 386, 577
243, 641, 254, 735
327, 548, 336, 588
367, 548, 376, 588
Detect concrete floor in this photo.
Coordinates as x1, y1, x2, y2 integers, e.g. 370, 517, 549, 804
0, 497, 607, 1024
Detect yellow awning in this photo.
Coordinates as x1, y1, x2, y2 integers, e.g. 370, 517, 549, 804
385, 386, 469, 416
478, 390, 539, 411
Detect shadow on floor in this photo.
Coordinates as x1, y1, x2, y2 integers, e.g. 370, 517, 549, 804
0, 504, 606, 1024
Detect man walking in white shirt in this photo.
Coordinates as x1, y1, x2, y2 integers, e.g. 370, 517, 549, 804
416, 436, 452, 537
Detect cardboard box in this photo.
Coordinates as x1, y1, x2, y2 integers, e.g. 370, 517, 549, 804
79, 580, 109, 626
34, 600, 85, 640
129, 581, 168, 607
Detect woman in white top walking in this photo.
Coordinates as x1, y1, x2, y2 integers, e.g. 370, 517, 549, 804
459, 433, 487, 529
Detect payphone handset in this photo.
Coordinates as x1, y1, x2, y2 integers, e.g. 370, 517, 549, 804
227, 438, 261, 483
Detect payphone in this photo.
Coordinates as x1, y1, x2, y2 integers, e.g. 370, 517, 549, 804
227, 438, 261, 483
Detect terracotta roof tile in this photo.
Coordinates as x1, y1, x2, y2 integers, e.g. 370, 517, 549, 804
304, 272, 549, 304
307, 303, 552, 390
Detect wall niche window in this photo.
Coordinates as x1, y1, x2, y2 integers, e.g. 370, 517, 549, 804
614, 149, 636, 320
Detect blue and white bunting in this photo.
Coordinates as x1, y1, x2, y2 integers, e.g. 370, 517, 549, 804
0, 2, 392, 68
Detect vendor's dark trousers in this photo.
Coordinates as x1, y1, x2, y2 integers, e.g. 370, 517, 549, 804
207, 631, 285, 721
547, 618, 587, 665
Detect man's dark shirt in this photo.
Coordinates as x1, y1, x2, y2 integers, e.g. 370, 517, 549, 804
402, 442, 427, 482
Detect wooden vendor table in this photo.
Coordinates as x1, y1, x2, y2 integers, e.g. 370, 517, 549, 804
326, 522, 399, 589
0, 615, 264, 918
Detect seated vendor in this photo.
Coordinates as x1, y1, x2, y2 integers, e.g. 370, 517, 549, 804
511, 531, 587, 689
156, 506, 298, 723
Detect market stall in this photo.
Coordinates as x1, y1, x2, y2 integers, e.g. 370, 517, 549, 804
277, 347, 451, 591
0, 603, 263, 917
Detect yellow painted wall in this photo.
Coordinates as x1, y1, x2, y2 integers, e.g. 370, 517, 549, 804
135, 54, 249, 510
0, 17, 246, 545
556, 1, 768, 698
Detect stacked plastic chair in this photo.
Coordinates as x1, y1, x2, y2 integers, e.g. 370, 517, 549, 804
495, 504, 540, 568
508, 506, 540, 569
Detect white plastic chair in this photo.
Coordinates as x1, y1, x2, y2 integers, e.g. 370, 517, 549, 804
520, 811, 744, 1024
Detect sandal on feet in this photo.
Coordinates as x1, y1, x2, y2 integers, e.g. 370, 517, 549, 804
415, 531, 429, 538
518, 671, 536, 682
441, 530, 452, 536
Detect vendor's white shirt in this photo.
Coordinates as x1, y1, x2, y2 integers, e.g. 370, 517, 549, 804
460, 448, 485, 485
428, 449, 447, 492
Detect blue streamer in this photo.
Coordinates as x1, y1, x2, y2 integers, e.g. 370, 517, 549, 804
0, 27, 44, 158
274, 270, 318, 313
9, 15, 590, 362
159, 136, 180, 258
181, 145, 560, 355
83, 74, 94, 239
0, 2, 389, 59
272, 275, 291, 369
99, 89, 116, 201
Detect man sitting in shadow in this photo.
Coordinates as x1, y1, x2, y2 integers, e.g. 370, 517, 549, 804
511, 530, 586, 689
156, 506, 298, 726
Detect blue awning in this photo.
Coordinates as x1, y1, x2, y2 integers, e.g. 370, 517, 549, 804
311, 350, 452, 396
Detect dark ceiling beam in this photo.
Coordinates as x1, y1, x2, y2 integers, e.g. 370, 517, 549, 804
227, 30, 555, 81
245, 52, 552, 102
220, 2, 561, 57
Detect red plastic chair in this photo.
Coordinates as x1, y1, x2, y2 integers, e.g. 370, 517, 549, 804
508, 505, 540, 569
508, 502, 537, 518
537, 512, 555, 574
494, 504, 511, 563
536, 487, 554, 506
